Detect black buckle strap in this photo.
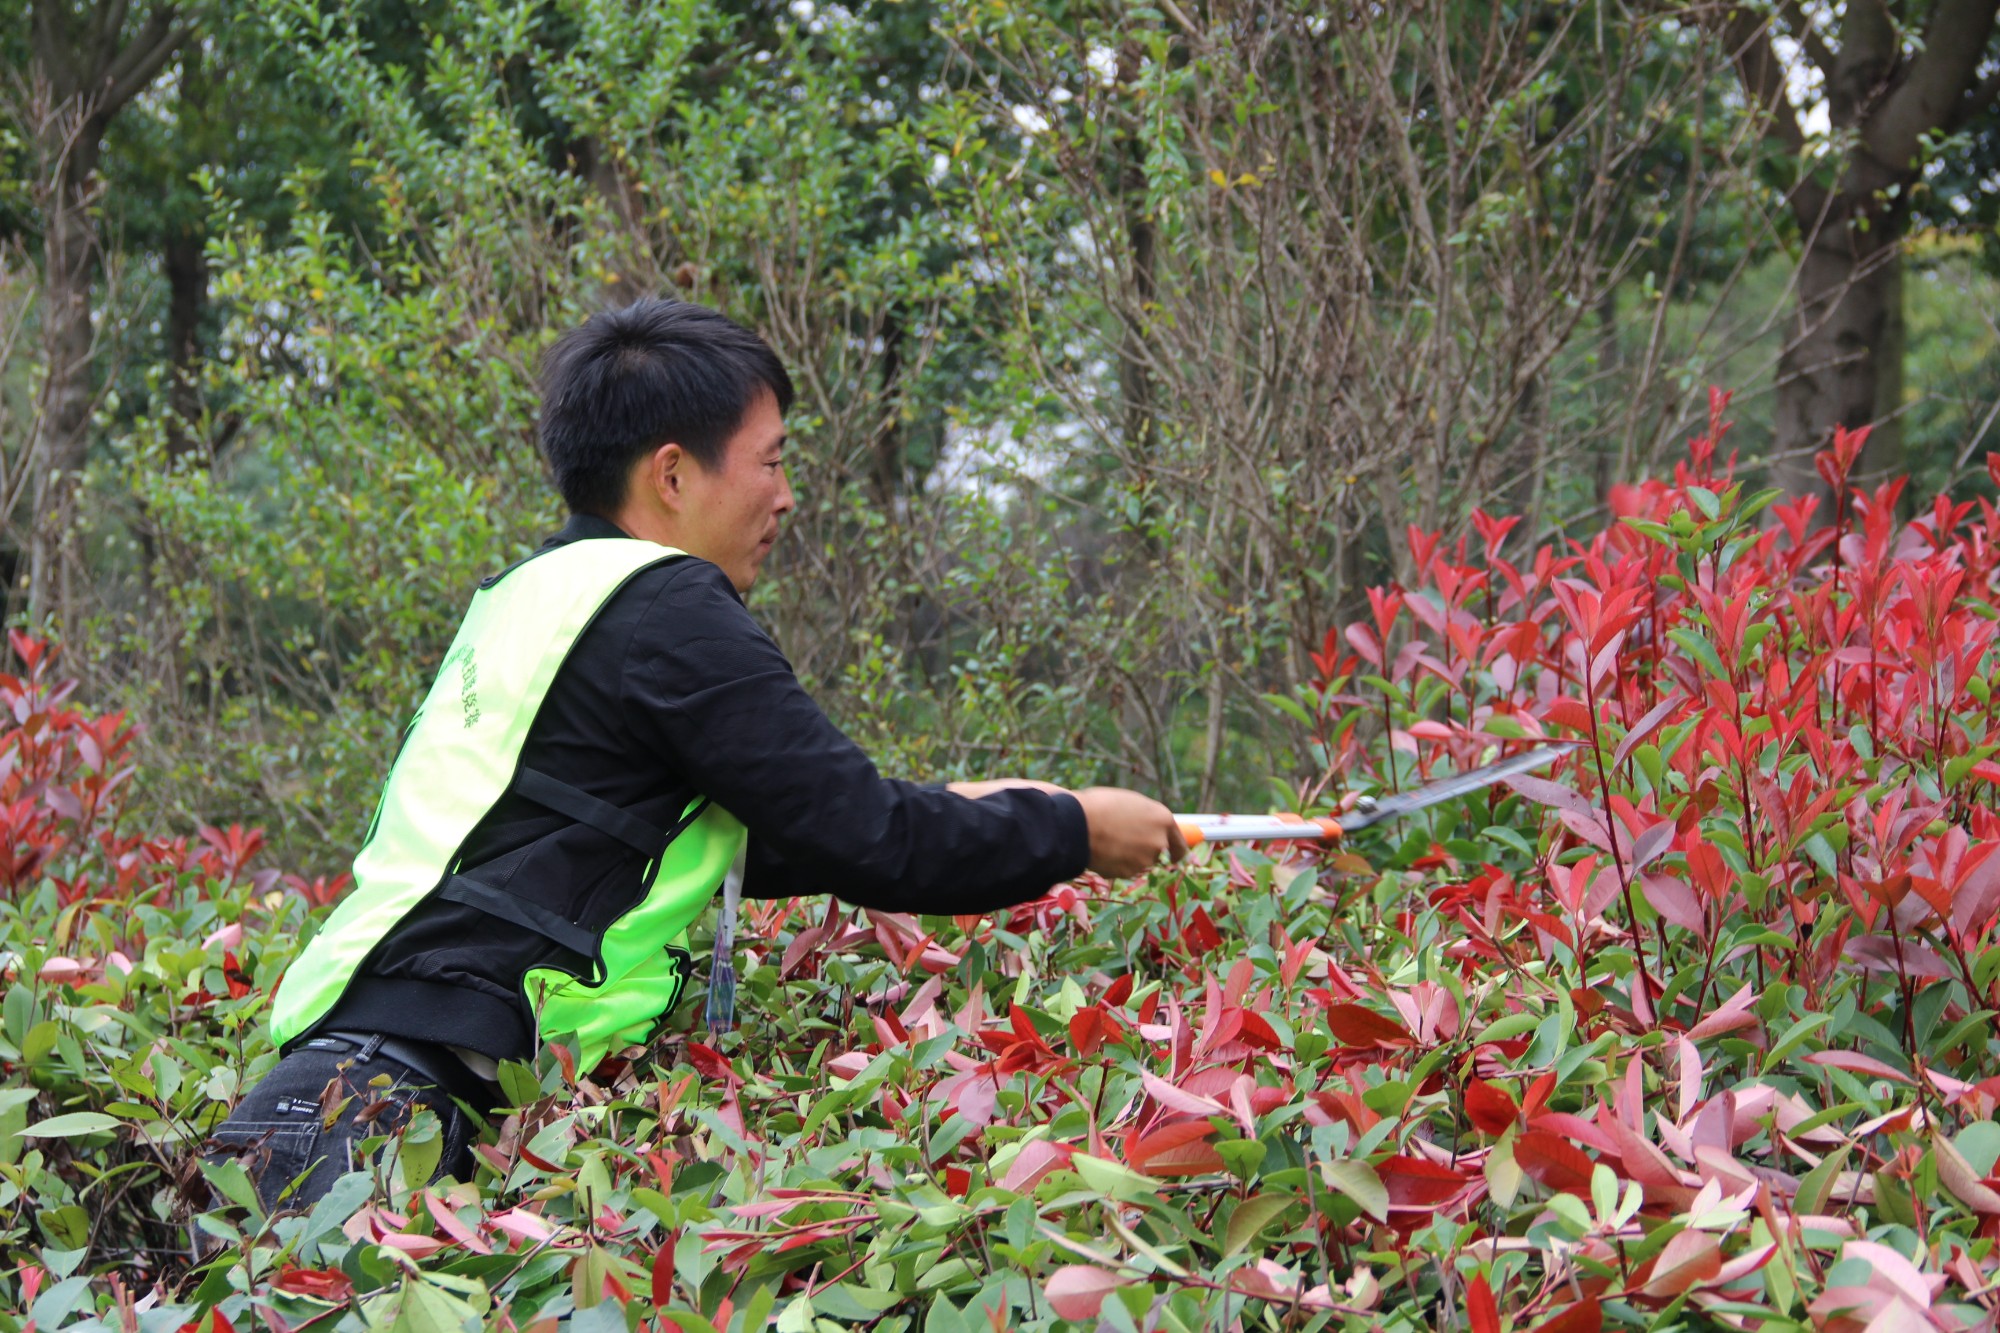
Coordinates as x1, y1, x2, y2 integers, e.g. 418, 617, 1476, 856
437, 875, 598, 957
514, 768, 668, 859
438, 782, 714, 963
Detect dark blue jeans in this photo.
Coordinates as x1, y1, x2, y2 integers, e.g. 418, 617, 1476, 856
202, 1033, 492, 1214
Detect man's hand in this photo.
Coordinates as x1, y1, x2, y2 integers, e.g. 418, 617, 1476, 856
1075, 787, 1189, 878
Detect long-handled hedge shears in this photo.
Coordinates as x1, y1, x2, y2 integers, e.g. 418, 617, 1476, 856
707, 744, 1575, 1031
1174, 743, 1574, 847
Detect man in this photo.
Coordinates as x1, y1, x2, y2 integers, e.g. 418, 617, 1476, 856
203, 298, 1186, 1212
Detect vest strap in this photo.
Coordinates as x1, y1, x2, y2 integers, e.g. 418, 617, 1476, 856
514, 767, 667, 858
436, 875, 598, 958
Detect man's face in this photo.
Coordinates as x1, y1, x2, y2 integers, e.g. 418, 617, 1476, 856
676, 391, 794, 593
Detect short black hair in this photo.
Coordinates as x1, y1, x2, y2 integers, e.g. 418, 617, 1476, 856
537, 298, 795, 514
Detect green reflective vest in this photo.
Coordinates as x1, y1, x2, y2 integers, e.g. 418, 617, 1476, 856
270, 537, 747, 1068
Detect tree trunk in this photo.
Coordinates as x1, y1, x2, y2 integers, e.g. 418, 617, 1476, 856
1116, 41, 1158, 472
870, 311, 905, 505
1870, 252, 1906, 481
25, 1, 189, 628
163, 223, 208, 459
164, 40, 208, 461
1770, 221, 1899, 495
1720, 1, 2000, 497
28, 125, 104, 629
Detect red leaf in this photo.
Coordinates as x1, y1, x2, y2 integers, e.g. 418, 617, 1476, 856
1324, 1003, 1412, 1048
1464, 1079, 1518, 1135
1544, 697, 1596, 735
1467, 1273, 1500, 1333
1234, 1008, 1282, 1050
1514, 1131, 1596, 1194
1070, 1005, 1124, 1058
271, 1266, 354, 1302
1045, 1266, 1131, 1320
684, 1042, 734, 1083
1183, 906, 1222, 955
652, 1234, 677, 1307
1378, 1154, 1468, 1210
1104, 974, 1134, 1006
1529, 1298, 1603, 1333
1126, 1118, 1225, 1176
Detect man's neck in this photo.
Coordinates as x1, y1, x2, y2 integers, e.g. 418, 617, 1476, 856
601, 503, 682, 549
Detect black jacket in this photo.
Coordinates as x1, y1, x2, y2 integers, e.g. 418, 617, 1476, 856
311, 515, 1091, 1059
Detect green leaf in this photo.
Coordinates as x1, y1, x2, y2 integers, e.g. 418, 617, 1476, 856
497, 1058, 541, 1109
399, 1108, 443, 1189
1070, 1154, 1158, 1205
1471, 1012, 1541, 1044
1484, 1132, 1523, 1209
392, 1276, 480, 1333
201, 1156, 263, 1214
1795, 1145, 1850, 1216
1260, 692, 1315, 729
17, 1111, 120, 1138
1957, 1121, 2000, 1177
1222, 1193, 1291, 1255
1765, 1013, 1830, 1067
1318, 1158, 1387, 1222
22, 1020, 59, 1065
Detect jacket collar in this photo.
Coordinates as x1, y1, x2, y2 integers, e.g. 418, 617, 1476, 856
543, 513, 632, 548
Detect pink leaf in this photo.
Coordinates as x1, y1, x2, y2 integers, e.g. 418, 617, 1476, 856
1804, 1050, 1912, 1084
486, 1208, 556, 1244
1613, 696, 1680, 768
1641, 873, 1705, 933
1675, 1038, 1703, 1122
1501, 772, 1593, 817
1001, 1140, 1072, 1193
1557, 808, 1615, 853
1685, 985, 1759, 1042
374, 1232, 448, 1259
1630, 822, 1674, 871
1841, 1241, 1939, 1308
423, 1192, 492, 1255
1045, 1266, 1131, 1320
1140, 1071, 1227, 1118
1641, 1229, 1720, 1298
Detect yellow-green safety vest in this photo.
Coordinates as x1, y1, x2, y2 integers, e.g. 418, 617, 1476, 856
270, 537, 746, 1067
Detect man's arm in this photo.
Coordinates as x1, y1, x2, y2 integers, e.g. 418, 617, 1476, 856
626, 562, 1095, 914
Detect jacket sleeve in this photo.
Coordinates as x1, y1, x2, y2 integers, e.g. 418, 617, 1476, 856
623, 562, 1090, 914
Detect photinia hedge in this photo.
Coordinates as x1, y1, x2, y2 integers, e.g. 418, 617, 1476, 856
9, 391, 2000, 1330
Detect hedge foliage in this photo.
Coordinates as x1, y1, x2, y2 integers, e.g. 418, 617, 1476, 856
11, 407, 2000, 1328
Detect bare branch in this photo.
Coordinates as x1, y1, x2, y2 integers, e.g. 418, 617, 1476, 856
93, 0, 135, 80
98, 8, 185, 118
1870, 0, 2000, 166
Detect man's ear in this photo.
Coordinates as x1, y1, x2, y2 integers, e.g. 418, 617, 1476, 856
648, 442, 686, 512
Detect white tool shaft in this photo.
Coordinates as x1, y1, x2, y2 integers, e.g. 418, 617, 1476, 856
1176, 814, 1338, 845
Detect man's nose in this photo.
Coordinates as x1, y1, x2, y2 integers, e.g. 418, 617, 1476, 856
776, 471, 796, 516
